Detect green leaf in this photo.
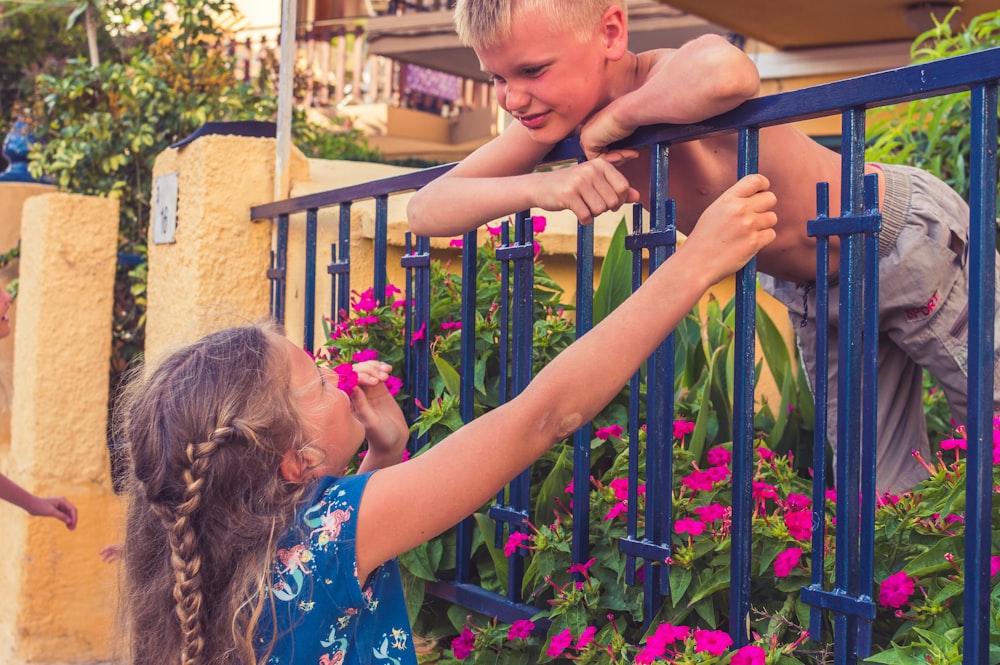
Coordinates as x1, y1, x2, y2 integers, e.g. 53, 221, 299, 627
432, 355, 462, 397
593, 217, 633, 326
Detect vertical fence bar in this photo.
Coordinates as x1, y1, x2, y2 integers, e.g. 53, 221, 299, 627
572, 214, 595, 572
624, 202, 645, 588
303, 207, 318, 350
729, 127, 759, 648
269, 214, 289, 324
455, 229, 479, 583
963, 81, 998, 665
645, 142, 674, 605
374, 194, 389, 304
336, 203, 352, 317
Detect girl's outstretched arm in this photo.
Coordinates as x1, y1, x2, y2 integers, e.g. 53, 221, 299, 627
0, 472, 78, 529
357, 174, 777, 583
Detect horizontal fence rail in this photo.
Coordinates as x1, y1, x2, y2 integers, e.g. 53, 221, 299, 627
251, 47, 1000, 665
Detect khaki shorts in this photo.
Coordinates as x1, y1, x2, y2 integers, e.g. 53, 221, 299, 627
760, 163, 1000, 492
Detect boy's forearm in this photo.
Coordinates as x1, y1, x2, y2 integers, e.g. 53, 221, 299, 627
407, 173, 540, 237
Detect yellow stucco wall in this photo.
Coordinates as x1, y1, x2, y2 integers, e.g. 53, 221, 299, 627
0, 192, 121, 665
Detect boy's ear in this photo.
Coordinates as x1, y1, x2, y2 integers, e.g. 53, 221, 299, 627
600, 4, 628, 59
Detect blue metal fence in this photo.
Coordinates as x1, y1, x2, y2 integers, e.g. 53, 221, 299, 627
250, 47, 1000, 665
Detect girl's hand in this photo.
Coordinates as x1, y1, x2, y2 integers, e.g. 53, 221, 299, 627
350, 360, 409, 471
28, 495, 78, 530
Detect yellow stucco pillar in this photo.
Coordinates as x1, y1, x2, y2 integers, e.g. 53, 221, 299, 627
0, 192, 120, 665
146, 135, 307, 360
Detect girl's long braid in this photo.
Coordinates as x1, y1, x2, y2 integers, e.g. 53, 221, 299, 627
118, 324, 310, 665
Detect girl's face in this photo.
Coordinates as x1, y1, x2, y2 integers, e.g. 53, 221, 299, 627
281, 336, 366, 480
476, 5, 611, 145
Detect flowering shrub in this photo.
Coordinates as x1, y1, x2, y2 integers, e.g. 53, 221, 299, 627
319, 220, 1000, 663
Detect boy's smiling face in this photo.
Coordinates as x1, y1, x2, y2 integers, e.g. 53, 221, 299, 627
476, 4, 619, 145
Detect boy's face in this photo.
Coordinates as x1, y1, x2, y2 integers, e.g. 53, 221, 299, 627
476, 5, 610, 144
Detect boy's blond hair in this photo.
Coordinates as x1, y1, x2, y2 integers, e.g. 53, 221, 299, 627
454, 0, 622, 51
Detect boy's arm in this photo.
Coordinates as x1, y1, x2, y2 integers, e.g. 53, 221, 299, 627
581, 34, 761, 161
406, 123, 639, 236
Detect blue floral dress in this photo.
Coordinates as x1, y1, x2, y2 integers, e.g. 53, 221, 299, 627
257, 473, 416, 665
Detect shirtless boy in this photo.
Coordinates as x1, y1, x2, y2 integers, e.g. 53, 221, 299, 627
406, 0, 1000, 492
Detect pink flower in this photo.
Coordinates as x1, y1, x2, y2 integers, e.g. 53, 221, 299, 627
410, 322, 426, 345
635, 623, 689, 664
732, 644, 767, 665
786, 493, 811, 510
334, 363, 358, 393
351, 349, 378, 363
487, 224, 502, 237
674, 517, 705, 535
356, 316, 379, 326
575, 626, 596, 649
385, 284, 401, 300
568, 558, 596, 576
385, 375, 402, 396
784, 509, 812, 540
503, 532, 531, 556
441, 321, 462, 331
706, 445, 731, 467
753, 481, 777, 500
991, 556, 1000, 577
546, 628, 573, 658
507, 620, 534, 641
774, 547, 803, 578
449, 238, 463, 248
452, 626, 475, 660
595, 424, 624, 440
604, 502, 627, 521
694, 503, 726, 523
694, 629, 732, 656
878, 570, 915, 608
940, 437, 967, 450
757, 446, 776, 461
682, 469, 716, 492
673, 419, 695, 439
353, 288, 377, 313
531, 215, 547, 233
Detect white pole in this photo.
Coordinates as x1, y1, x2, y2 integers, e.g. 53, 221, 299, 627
275, 0, 298, 201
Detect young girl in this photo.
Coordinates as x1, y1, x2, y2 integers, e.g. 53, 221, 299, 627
118, 174, 777, 665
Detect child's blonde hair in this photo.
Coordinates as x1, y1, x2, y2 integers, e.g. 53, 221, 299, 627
454, 0, 622, 51
117, 323, 311, 665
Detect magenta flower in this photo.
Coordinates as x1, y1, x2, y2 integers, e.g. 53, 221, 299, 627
784, 509, 812, 540
546, 628, 573, 658
353, 288, 377, 313
694, 503, 726, 523
694, 629, 733, 656
774, 547, 803, 578
576, 625, 596, 649
531, 215, 547, 233
451, 626, 475, 660
503, 531, 531, 556
356, 316, 379, 326
334, 363, 358, 394
595, 424, 624, 440
568, 558, 596, 576
441, 321, 462, 331
674, 517, 705, 536
610, 477, 629, 500
786, 493, 811, 510
673, 419, 695, 439
351, 349, 378, 363
752, 481, 777, 500
682, 469, 716, 492
410, 322, 426, 345
991, 556, 1000, 577
878, 570, 915, 608
732, 644, 767, 665
449, 238, 463, 248
385, 284, 401, 300
604, 502, 627, 521
384, 375, 402, 396
507, 620, 534, 641
487, 224, 502, 237
706, 445, 731, 467
757, 446, 776, 461
940, 437, 967, 450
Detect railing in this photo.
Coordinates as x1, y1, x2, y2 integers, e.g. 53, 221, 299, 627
250, 47, 1000, 665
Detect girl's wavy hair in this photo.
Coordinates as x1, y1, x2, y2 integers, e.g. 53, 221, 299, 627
453, 0, 622, 50
116, 322, 310, 665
